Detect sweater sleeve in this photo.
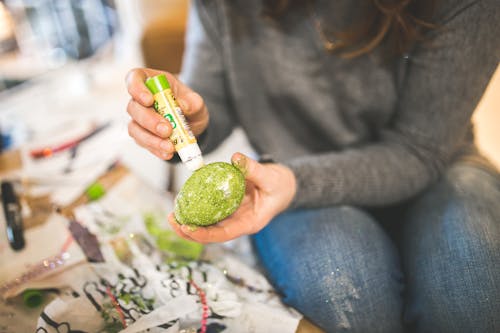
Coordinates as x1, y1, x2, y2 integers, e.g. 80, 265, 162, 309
179, 0, 235, 154
284, 0, 500, 209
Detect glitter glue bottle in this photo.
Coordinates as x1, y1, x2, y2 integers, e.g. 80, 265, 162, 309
145, 74, 204, 171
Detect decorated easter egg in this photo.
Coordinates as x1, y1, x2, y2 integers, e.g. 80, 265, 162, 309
174, 162, 245, 226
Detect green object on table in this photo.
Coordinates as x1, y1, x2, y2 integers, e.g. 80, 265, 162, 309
86, 182, 106, 201
156, 230, 203, 260
23, 289, 43, 308
144, 213, 203, 260
144, 213, 163, 238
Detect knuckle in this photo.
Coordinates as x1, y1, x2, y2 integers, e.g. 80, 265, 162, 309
126, 99, 135, 116
126, 69, 146, 96
127, 67, 141, 80
133, 138, 143, 149
130, 102, 155, 130
193, 93, 206, 112
125, 70, 137, 89
148, 147, 163, 160
127, 121, 135, 136
145, 134, 161, 149
140, 108, 161, 131
124, 69, 134, 85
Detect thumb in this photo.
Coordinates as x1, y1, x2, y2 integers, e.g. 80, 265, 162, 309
177, 91, 205, 117
231, 153, 267, 186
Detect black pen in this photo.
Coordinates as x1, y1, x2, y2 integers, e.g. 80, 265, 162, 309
1, 180, 25, 251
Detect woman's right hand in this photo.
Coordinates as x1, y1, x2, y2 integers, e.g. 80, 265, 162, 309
125, 68, 209, 160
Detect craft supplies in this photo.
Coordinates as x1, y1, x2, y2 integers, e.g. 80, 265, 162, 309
68, 220, 104, 263
29, 122, 110, 159
1, 180, 25, 251
85, 182, 106, 201
145, 74, 204, 171
22, 289, 43, 308
144, 213, 203, 260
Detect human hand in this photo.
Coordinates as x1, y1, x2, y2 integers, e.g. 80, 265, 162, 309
125, 68, 209, 160
168, 153, 297, 243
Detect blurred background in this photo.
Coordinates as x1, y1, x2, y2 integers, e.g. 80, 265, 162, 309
0, 0, 189, 75
0, 0, 498, 192
0, 0, 194, 192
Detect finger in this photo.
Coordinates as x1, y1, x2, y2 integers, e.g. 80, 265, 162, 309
179, 225, 222, 244
168, 213, 197, 242
126, 68, 208, 133
128, 121, 175, 154
146, 147, 174, 161
126, 68, 189, 106
231, 153, 268, 187
159, 78, 207, 128
125, 68, 161, 106
176, 91, 207, 120
179, 219, 245, 244
127, 99, 172, 138
144, 71, 206, 121
160, 71, 195, 102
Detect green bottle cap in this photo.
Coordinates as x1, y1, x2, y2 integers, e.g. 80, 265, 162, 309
145, 74, 171, 94
23, 289, 43, 308
86, 182, 106, 201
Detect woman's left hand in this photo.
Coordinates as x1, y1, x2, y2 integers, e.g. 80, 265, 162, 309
168, 153, 297, 243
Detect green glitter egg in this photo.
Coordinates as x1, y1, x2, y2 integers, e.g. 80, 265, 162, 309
174, 162, 246, 226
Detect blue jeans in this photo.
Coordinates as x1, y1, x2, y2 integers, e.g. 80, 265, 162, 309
252, 161, 500, 332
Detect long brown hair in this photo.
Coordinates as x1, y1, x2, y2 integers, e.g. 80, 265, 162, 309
263, 0, 437, 58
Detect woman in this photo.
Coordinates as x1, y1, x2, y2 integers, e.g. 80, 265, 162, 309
125, 0, 500, 331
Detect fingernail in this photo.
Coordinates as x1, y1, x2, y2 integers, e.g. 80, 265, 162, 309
160, 140, 172, 151
156, 123, 170, 137
232, 154, 247, 175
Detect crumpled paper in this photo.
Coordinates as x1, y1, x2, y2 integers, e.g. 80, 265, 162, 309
35, 174, 301, 333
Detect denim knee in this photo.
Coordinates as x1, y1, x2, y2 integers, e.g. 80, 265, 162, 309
402, 164, 500, 333
253, 206, 405, 333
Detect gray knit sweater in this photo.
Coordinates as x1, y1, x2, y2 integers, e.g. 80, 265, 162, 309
179, 0, 499, 209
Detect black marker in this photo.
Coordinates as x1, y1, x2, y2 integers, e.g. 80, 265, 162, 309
1, 181, 25, 251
